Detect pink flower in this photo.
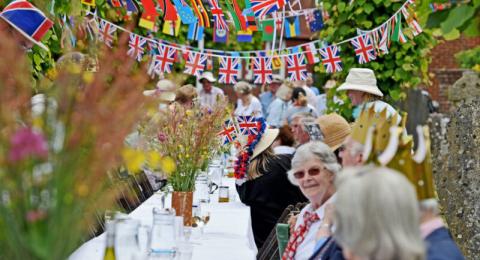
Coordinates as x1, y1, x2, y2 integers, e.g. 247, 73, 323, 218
26, 209, 47, 223
157, 131, 167, 142
8, 127, 48, 162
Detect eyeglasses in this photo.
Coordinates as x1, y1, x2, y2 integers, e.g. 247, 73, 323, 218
293, 166, 326, 179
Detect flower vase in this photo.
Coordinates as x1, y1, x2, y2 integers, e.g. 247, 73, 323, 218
171, 191, 193, 226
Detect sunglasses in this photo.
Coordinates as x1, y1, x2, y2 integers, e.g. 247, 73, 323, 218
293, 166, 326, 179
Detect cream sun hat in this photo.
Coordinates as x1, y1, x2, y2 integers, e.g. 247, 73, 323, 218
143, 79, 177, 102
317, 113, 351, 151
199, 71, 217, 82
337, 68, 383, 97
251, 128, 279, 160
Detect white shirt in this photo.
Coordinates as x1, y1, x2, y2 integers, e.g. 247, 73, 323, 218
302, 86, 317, 107
293, 194, 336, 260
234, 96, 263, 117
266, 98, 290, 128
198, 87, 225, 109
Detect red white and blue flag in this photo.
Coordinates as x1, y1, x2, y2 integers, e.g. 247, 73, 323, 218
219, 57, 240, 84
184, 51, 207, 77
237, 116, 258, 136
286, 54, 308, 81
153, 44, 176, 74
250, 0, 286, 18
207, 0, 229, 31
252, 57, 273, 84
98, 20, 117, 47
319, 45, 343, 73
218, 119, 237, 144
127, 34, 147, 61
351, 34, 376, 64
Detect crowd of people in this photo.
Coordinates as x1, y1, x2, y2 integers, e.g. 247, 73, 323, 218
148, 68, 462, 260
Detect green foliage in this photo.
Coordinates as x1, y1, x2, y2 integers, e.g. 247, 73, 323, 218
318, 1, 435, 119
418, 0, 480, 40
455, 46, 480, 72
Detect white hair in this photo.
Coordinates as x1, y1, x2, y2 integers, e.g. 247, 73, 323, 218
287, 141, 341, 186
334, 166, 425, 260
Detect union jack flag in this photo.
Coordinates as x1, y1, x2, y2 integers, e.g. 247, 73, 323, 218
252, 57, 273, 84
319, 45, 343, 73
127, 34, 147, 61
377, 23, 390, 54
207, 0, 229, 31
184, 51, 207, 77
237, 116, 258, 136
218, 119, 237, 144
152, 45, 176, 75
250, 0, 286, 18
351, 34, 376, 64
286, 54, 308, 81
218, 57, 240, 84
98, 20, 116, 47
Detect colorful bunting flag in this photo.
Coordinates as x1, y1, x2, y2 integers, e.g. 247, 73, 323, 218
225, 0, 247, 30
172, 0, 197, 24
162, 17, 182, 36
309, 10, 324, 32
377, 23, 390, 54
127, 34, 147, 61
188, 22, 204, 41
207, 0, 229, 30
213, 27, 228, 43
391, 13, 407, 43
252, 57, 273, 84
184, 52, 207, 77
351, 34, 376, 64
125, 0, 138, 12
304, 43, 320, 64
189, 0, 210, 27
107, 0, 122, 7
250, 0, 286, 18
401, 6, 422, 36
237, 29, 253, 42
98, 20, 116, 47
285, 17, 300, 38
319, 45, 342, 73
218, 57, 240, 84
158, 0, 179, 21
218, 119, 237, 144
286, 54, 308, 81
81, 0, 96, 7
246, 15, 258, 31
261, 19, 275, 41
139, 0, 159, 30
153, 45, 176, 74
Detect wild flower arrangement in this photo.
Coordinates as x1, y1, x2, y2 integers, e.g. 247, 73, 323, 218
143, 102, 230, 192
0, 31, 150, 259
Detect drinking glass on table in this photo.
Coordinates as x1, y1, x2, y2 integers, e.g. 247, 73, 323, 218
115, 218, 150, 260
150, 207, 176, 257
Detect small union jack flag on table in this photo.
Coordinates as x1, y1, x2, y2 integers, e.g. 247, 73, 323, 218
319, 45, 343, 73
127, 34, 147, 61
286, 54, 308, 81
252, 57, 273, 84
218, 57, 240, 84
237, 116, 259, 136
184, 51, 207, 77
152, 44, 176, 75
98, 20, 116, 47
218, 119, 238, 144
351, 34, 376, 64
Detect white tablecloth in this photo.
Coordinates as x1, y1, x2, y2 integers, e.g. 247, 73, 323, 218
69, 178, 257, 260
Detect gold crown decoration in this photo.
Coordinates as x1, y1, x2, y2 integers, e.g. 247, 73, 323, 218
350, 106, 387, 145
412, 126, 436, 200
373, 112, 400, 153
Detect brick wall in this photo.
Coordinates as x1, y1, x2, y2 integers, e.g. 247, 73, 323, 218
428, 35, 480, 112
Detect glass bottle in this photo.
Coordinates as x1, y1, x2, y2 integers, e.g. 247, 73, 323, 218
103, 220, 116, 260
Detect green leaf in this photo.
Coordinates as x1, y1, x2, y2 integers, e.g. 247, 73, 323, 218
440, 5, 475, 34
338, 2, 346, 12
364, 3, 375, 14
443, 28, 461, 40
463, 17, 480, 37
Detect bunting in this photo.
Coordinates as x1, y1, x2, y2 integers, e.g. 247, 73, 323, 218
218, 57, 241, 84
252, 57, 273, 84
184, 51, 207, 77
286, 54, 308, 81
152, 45, 176, 74
351, 34, 376, 64
319, 45, 342, 73
98, 20, 116, 47
127, 34, 147, 61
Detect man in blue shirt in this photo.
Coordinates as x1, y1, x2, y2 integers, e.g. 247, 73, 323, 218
259, 75, 283, 117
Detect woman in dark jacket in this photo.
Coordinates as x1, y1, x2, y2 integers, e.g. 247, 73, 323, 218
236, 128, 307, 249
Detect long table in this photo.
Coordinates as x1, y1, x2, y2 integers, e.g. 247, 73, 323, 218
69, 178, 257, 260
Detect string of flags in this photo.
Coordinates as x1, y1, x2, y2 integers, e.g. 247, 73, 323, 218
89, 0, 422, 83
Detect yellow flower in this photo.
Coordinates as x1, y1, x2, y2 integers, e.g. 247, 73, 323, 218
122, 148, 146, 173
32, 117, 44, 130
146, 150, 162, 169
75, 183, 89, 197
160, 156, 176, 174
82, 72, 95, 84
46, 68, 58, 80
185, 109, 194, 117
473, 64, 480, 72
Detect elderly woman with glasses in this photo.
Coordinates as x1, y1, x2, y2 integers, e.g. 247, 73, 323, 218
282, 141, 341, 260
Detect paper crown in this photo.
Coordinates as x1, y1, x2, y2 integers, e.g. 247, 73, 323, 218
364, 122, 436, 201
0, 0, 53, 51
350, 106, 393, 145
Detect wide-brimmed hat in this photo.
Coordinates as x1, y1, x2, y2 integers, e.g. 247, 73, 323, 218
199, 71, 217, 83
337, 68, 383, 97
317, 113, 351, 151
271, 75, 284, 84
251, 128, 279, 160
0, 1, 54, 51
143, 79, 176, 102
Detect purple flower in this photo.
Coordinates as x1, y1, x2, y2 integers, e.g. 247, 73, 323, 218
157, 131, 167, 142
8, 127, 48, 162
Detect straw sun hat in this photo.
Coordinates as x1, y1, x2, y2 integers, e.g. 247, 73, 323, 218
337, 68, 383, 97
143, 79, 177, 102
317, 113, 351, 151
251, 128, 279, 160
